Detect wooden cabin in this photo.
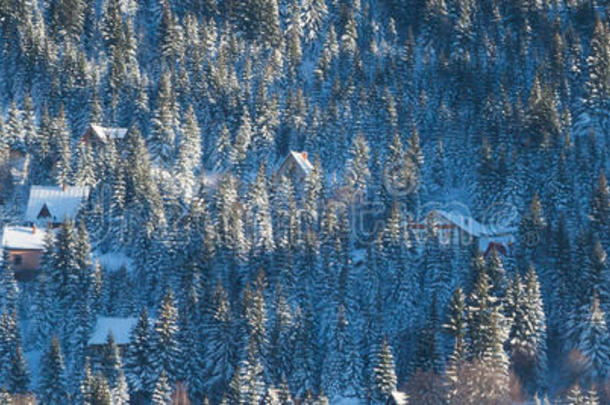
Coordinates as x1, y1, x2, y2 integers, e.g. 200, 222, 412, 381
410, 209, 516, 254
81, 124, 128, 148
1, 225, 47, 281
276, 151, 313, 183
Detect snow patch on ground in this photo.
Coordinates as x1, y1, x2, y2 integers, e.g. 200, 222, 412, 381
332, 397, 364, 405
93, 251, 133, 272
24, 350, 42, 386
352, 248, 366, 266
88, 317, 138, 345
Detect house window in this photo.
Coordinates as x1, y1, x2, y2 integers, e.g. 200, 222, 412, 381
13, 255, 22, 266
38, 204, 51, 219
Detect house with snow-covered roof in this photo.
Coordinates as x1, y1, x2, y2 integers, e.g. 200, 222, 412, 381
86, 316, 142, 361
276, 151, 314, 183
87, 317, 139, 348
81, 123, 128, 148
1, 225, 47, 280
25, 185, 90, 226
410, 209, 516, 255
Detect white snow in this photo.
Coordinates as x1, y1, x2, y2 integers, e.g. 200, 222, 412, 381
392, 390, 408, 405
332, 397, 364, 405
1, 225, 47, 250
25, 185, 90, 224
94, 251, 134, 273
88, 317, 138, 346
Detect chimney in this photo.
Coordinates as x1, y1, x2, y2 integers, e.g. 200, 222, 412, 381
32, 224, 36, 234
62, 183, 67, 191
301, 151, 308, 161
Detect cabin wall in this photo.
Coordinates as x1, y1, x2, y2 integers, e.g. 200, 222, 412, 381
6, 249, 43, 271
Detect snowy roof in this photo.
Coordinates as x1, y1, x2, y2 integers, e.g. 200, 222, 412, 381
430, 209, 516, 237
89, 124, 128, 143
25, 185, 90, 223
1, 225, 47, 250
88, 317, 138, 346
289, 151, 314, 174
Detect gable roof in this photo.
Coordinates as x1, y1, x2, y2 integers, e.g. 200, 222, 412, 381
278, 151, 314, 180
87, 317, 138, 346
289, 151, 313, 174
89, 124, 128, 143
2, 225, 47, 251
25, 185, 90, 223
429, 209, 516, 238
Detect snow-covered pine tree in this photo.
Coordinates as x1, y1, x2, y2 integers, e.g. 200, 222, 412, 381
509, 266, 548, 396
80, 358, 95, 404
150, 290, 182, 384
75, 142, 96, 187
0, 251, 18, 312
112, 370, 130, 405
125, 307, 154, 403
7, 341, 29, 395
230, 107, 253, 176
99, 332, 123, 390
588, 173, 610, 249
578, 293, 610, 385
373, 338, 397, 402
38, 337, 69, 404
176, 105, 203, 199
52, 106, 72, 187
577, 18, 610, 136
151, 369, 172, 405
89, 374, 113, 405
344, 132, 370, 198
149, 72, 179, 167
411, 295, 443, 374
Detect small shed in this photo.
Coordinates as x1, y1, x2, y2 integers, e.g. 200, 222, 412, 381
81, 124, 128, 147
1, 225, 47, 280
276, 151, 313, 183
25, 185, 90, 226
410, 209, 516, 254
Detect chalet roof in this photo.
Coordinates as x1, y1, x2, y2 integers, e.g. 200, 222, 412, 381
89, 124, 128, 143
430, 209, 516, 237
1, 225, 47, 251
88, 317, 138, 346
289, 151, 314, 175
25, 185, 90, 223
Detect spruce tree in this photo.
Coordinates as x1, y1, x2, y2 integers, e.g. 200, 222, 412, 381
578, 294, 610, 384
344, 132, 370, 197
38, 338, 69, 404
373, 338, 397, 402
589, 173, 610, 248
150, 72, 179, 167
151, 370, 172, 405
177, 105, 203, 198
125, 307, 154, 402
7, 341, 29, 395
580, 18, 610, 134
151, 290, 182, 383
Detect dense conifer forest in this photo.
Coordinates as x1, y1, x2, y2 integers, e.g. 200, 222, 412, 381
0, 0, 609, 403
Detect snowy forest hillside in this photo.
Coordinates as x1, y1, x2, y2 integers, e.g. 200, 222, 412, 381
0, 0, 609, 403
